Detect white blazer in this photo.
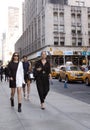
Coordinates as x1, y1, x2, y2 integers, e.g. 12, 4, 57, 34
16, 61, 25, 87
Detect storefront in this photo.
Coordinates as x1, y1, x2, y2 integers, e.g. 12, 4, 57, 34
48, 49, 89, 67
27, 46, 90, 67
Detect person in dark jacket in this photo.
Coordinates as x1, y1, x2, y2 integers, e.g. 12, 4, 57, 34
34, 51, 52, 109
4, 65, 9, 81
22, 55, 31, 100
0, 66, 4, 82
8, 52, 24, 112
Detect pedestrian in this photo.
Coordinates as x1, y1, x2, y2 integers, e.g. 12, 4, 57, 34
22, 55, 31, 100
4, 65, 9, 82
0, 66, 4, 82
25, 65, 34, 100
7, 52, 25, 112
34, 51, 52, 110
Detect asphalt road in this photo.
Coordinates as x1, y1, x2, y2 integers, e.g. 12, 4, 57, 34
50, 79, 90, 104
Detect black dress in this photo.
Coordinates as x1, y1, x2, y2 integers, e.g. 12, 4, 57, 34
8, 61, 18, 88
34, 60, 51, 103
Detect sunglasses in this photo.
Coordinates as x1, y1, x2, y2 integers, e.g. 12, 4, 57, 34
14, 54, 19, 57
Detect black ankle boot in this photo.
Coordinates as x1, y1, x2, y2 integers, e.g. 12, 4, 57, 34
10, 98, 14, 107
18, 103, 22, 112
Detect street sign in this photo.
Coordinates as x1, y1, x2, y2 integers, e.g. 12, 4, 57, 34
86, 52, 90, 55
64, 51, 73, 55
82, 51, 90, 56
82, 51, 87, 56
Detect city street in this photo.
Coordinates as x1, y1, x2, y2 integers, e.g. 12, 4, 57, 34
1, 0, 90, 130
51, 79, 90, 104
0, 79, 90, 130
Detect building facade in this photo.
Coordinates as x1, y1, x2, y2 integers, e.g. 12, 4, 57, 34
68, 0, 90, 7
2, 5, 23, 65
15, 0, 90, 66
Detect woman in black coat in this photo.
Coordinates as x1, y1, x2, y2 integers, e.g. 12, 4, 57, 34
7, 52, 24, 112
34, 51, 52, 109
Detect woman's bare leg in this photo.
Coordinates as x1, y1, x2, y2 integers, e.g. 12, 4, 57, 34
27, 80, 30, 100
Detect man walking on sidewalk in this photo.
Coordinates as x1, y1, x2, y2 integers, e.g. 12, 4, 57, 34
22, 55, 31, 100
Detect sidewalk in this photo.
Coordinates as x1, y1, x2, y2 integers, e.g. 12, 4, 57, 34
0, 81, 90, 130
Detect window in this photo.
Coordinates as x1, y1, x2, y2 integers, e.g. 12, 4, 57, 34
78, 38, 82, 46
60, 41, 64, 46
59, 13, 64, 24
42, 15, 45, 35
89, 39, 90, 46
54, 25, 58, 32
60, 37, 64, 46
71, 14, 75, 24
59, 25, 64, 33
79, 2, 85, 6
42, 38, 45, 46
77, 30, 81, 34
38, 17, 41, 37
89, 23, 90, 28
34, 20, 37, 39
77, 14, 81, 23
76, 1, 85, 6
72, 26, 76, 34
76, 1, 79, 6
88, 31, 90, 35
72, 30, 76, 34
54, 12, 58, 22
77, 26, 82, 34
72, 38, 76, 46
54, 37, 59, 45
42, 0, 44, 5
88, 15, 90, 23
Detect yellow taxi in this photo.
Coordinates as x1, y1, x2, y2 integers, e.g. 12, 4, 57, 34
83, 70, 90, 86
58, 65, 84, 83
51, 67, 60, 79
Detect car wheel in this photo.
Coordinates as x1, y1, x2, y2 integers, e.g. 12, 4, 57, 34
56, 74, 59, 79
85, 78, 90, 86
58, 75, 62, 82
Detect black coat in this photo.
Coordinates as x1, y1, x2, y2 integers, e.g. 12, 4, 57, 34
34, 60, 51, 80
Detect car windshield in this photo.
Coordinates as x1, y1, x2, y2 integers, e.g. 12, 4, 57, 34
55, 68, 60, 72
66, 66, 80, 71
51, 68, 59, 72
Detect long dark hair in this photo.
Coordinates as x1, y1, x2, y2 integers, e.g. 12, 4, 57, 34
11, 52, 19, 62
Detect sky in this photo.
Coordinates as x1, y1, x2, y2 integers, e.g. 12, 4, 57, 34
0, 0, 24, 34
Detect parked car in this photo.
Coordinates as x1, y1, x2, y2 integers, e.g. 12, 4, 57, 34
51, 67, 60, 79
83, 70, 90, 85
58, 65, 84, 83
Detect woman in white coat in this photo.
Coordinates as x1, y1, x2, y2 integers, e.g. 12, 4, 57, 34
8, 52, 24, 112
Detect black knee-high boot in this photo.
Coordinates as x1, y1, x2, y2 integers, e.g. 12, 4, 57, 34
18, 103, 22, 112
